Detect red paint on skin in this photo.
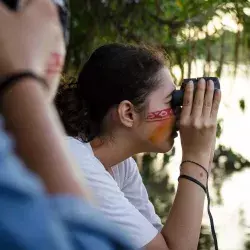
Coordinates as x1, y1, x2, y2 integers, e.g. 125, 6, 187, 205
146, 108, 176, 143
146, 108, 175, 122
46, 52, 63, 75
46, 69, 62, 74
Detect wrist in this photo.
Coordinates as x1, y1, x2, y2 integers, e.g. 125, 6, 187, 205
1, 77, 45, 108
0, 72, 47, 104
0, 64, 45, 78
180, 161, 208, 186
182, 153, 210, 170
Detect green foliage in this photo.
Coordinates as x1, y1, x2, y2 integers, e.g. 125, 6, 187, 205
66, 0, 250, 79
198, 225, 214, 250
216, 119, 223, 138
240, 99, 246, 112
245, 233, 250, 250
140, 149, 176, 222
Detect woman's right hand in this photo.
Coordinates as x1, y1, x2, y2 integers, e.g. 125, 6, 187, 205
179, 78, 221, 170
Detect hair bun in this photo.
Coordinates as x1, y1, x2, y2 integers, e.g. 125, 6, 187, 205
55, 82, 101, 142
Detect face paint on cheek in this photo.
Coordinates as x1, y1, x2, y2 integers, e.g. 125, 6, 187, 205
149, 118, 176, 144
146, 108, 176, 144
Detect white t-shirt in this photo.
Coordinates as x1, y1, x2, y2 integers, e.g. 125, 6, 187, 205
66, 136, 163, 249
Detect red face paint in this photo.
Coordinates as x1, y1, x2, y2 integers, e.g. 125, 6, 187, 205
146, 108, 176, 144
146, 108, 175, 122
46, 52, 63, 75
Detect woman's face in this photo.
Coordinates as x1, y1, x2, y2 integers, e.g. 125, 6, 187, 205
135, 67, 177, 153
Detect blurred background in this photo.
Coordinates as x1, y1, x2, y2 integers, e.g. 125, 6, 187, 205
64, 1, 250, 249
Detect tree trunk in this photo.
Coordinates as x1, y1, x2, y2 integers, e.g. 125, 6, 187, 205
233, 2, 242, 78
187, 29, 192, 78
174, 50, 184, 84
155, 0, 162, 15
234, 29, 241, 78
204, 29, 211, 76
216, 31, 226, 77
187, 29, 198, 78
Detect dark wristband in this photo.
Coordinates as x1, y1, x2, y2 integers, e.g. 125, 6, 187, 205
0, 71, 47, 98
178, 174, 207, 193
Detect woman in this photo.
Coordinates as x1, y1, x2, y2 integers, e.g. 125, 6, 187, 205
56, 43, 221, 250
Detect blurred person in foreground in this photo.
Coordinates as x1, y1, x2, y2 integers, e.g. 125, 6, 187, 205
0, 0, 131, 249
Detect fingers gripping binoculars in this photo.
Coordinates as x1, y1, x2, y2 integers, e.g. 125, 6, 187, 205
1, 0, 70, 45
171, 77, 221, 109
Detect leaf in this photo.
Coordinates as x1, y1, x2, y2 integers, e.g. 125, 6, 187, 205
176, 0, 182, 8
216, 119, 223, 138
239, 99, 246, 112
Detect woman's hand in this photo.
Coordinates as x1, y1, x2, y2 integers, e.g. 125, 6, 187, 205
180, 78, 221, 170
0, 0, 65, 100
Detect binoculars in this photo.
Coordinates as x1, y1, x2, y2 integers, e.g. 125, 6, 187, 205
171, 77, 221, 108
1, 0, 70, 45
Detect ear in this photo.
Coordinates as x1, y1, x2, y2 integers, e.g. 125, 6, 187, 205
117, 100, 138, 128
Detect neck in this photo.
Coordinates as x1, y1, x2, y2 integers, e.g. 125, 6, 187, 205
91, 134, 139, 170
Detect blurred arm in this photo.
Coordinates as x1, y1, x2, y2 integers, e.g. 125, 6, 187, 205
1, 79, 89, 198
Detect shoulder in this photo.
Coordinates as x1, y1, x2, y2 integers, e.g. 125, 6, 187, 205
66, 136, 93, 155
114, 157, 138, 178
112, 157, 139, 185
66, 136, 106, 177
66, 137, 119, 195
66, 136, 94, 164
111, 157, 142, 190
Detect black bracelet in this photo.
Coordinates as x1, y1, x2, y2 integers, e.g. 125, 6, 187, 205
181, 160, 209, 178
0, 71, 47, 98
178, 174, 207, 193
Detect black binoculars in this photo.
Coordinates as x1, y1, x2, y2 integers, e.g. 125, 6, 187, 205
1, 0, 70, 45
171, 77, 221, 108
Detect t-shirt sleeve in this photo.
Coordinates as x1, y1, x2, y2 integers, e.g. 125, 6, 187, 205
121, 158, 163, 232
67, 138, 159, 249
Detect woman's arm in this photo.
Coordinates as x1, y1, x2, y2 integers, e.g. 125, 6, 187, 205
161, 162, 207, 250
1, 80, 88, 197
145, 79, 221, 250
